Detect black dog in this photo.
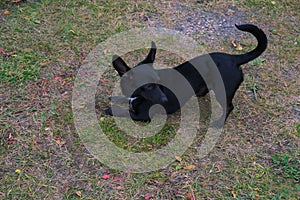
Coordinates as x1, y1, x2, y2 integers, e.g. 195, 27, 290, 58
105, 24, 267, 123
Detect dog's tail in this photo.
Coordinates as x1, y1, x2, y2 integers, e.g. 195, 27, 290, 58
232, 24, 267, 65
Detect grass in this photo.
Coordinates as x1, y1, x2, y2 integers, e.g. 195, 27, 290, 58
0, 50, 41, 83
1, 0, 299, 199
272, 152, 299, 181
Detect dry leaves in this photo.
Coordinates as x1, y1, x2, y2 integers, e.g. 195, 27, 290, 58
231, 41, 243, 50
102, 174, 110, 180
75, 191, 82, 197
186, 192, 195, 200
144, 193, 154, 200
185, 165, 196, 170
55, 137, 66, 146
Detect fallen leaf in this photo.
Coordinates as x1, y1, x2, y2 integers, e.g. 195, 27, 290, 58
116, 185, 123, 190
35, 138, 42, 144
61, 80, 66, 86
54, 76, 62, 81
102, 174, 110, 179
55, 137, 65, 145
7, 133, 16, 145
100, 78, 109, 83
75, 191, 82, 197
0, 48, 6, 55
144, 193, 154, 200
185, 165, 196, 170
100, 117, 105, 122
15, 169, 22, 174
236, 44, 243, 51
186, 192, 195, 200
231, 41, 237, 47
55, 137, 61, 144
69, 29, 77, 35
175, 155, 182, 162
78, 104, 85, 109
4, 10, 10, 15
231, 190, 237, 198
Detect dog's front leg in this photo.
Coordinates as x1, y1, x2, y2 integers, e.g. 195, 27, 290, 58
104, 105, 129, 117
105, 95, 130, 117
108, 96, 129, 104
105, 106, 151, 122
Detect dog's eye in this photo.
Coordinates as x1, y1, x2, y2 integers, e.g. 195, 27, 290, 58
144, 84, 154, 90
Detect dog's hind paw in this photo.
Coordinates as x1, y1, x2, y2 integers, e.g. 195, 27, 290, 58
211, 119, 225, 129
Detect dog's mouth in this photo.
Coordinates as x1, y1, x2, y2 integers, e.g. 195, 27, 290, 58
131, 94, 168, 104
128, 97, 138, 102
130, 96, 168, 104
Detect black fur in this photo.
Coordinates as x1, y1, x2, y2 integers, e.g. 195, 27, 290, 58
105, 24, 267, 123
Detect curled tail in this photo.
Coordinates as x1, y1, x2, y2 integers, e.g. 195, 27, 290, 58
233, 24, 267, 65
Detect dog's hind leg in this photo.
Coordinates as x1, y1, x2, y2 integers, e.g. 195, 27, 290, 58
195, 87, 209, 97
211, 93, 234, 127
225, 102, 234, 121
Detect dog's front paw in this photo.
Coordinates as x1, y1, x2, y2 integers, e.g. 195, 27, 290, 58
104, 107, 113, 116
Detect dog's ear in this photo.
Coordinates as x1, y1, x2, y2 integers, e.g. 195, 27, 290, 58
140, 41, 156, 64
112, 55, 130, 76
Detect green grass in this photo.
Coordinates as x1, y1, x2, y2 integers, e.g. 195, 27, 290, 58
0, 0, 299, 199
0, 50, 41, 83
272, 152, 299, 181
100, 117, 178, 152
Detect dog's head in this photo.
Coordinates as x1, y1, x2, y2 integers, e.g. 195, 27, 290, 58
112, 41, 168, 104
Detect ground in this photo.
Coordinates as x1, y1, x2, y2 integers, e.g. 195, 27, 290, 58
0, 0, 299, 199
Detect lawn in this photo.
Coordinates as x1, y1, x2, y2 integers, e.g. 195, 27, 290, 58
0, 0, 299, 199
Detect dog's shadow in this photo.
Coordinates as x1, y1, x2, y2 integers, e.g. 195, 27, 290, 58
95, 87, 212, 152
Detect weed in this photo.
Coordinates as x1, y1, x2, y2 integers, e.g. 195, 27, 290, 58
272, 153, 299, 181
249, 58, 265, 66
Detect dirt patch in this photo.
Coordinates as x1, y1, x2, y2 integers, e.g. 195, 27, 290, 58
143, 1, 259, 44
